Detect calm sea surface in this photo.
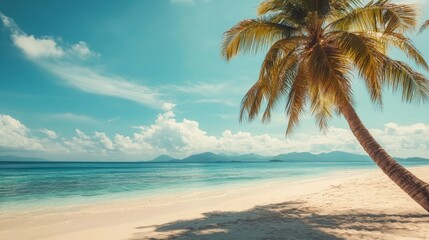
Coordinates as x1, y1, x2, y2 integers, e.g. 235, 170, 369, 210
1, 159, 428, 210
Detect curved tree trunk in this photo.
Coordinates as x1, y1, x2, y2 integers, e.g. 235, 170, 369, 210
339, 101, 429, 212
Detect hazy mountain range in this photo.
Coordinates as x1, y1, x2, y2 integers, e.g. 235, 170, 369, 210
149, 151, 429, 163
0, 155, 48, 162
0, 152, 428, 163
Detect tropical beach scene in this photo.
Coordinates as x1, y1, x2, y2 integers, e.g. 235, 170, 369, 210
1, 0, 429, 239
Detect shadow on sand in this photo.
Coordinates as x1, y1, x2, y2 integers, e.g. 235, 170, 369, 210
131, 201, 428, 240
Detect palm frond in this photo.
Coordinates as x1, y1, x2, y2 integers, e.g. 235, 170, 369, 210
307, 43, 354, 130
285, 62, 309, 135
239, 83, 267, 123
221, 18, 297, 60
418, 19, 429, 34
239, 38, 304, 123
328, 31, 382, 103
379, 32, 429, 70
299, 0, 330, 16
309, 86, 335, 131
257, 0, 310, 28
259, 0, 353, 17
308, 44, 353, 104
374, 52, 429, 103
258, 0, 300, 16
261, 54, 299, 122
267, 13, 302, 27
329, 1, 418, 34
330, 0, 363, 12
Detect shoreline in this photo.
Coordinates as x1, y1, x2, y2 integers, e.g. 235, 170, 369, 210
0, 166, 372, 214
1, 166, 428, 239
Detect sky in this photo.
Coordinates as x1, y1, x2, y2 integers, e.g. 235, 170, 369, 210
0, 0, 429, 161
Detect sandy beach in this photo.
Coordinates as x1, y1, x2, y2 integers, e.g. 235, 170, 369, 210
1, 166, 428, 240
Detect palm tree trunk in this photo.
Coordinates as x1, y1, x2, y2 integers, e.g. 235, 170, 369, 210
339, 101, 429, 212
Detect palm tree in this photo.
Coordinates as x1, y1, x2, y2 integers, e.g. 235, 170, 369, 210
221, 0, 429, 212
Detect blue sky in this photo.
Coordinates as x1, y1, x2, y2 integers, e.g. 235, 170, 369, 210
1, 0, 429, 160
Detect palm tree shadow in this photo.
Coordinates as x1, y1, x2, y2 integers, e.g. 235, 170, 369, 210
131, 201, 429, 240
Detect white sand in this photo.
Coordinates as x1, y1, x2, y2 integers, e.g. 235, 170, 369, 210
0, 167, 428, 240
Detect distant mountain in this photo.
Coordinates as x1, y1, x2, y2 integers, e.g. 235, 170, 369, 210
0, 155, 48, 162
273, 151, 372, 162
150, 154, 178, 162
150, 151, 429, 163
399, 157, 429, 162
151, 152, 268, 163
272, 152, 316, 162
2, 152, 429, 164
181, 152, 242, 163
230, 153, 270, 162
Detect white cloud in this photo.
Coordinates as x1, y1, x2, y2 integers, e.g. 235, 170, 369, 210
43, 63, 164, 108
0, 12, 12, 28
0, 115, 64, 152
370, 123, 429, 156
39, 129, 58, 139
194, 98, 237, 106
0, 13, 167, 109
167, 82, 228, 95
131, 108, 218, 155
0, 115, 42, 150
162, 102, 176, 111
1, 12, 63, 59
71, 41, 97, 58
47, 113, 97, 123
95, 132, 114, 150
1, 108, 429, 160
163, 81, 244, 107
114, 134, 149, 152
63, 129, 115, 154
1, 13, 247, 109
11, 35, 64, 59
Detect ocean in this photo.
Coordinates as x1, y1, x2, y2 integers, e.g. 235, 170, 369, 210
1, 159, 428, 211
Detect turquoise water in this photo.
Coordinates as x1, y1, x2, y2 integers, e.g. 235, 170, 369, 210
1, 160, 428, 210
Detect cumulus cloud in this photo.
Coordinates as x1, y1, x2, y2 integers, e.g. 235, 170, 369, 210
71, 41, 97, 58
39, 129, 58, 139
162, 102, 176, 111
0, 115, 42, 150
0, 12, 166, 109
0, 115, 64, 152
1, 108, 429, 160
63, 129, 115, 154
370, 123, 429, 156
12, 35, 64, 58
131, 108, 218, 155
